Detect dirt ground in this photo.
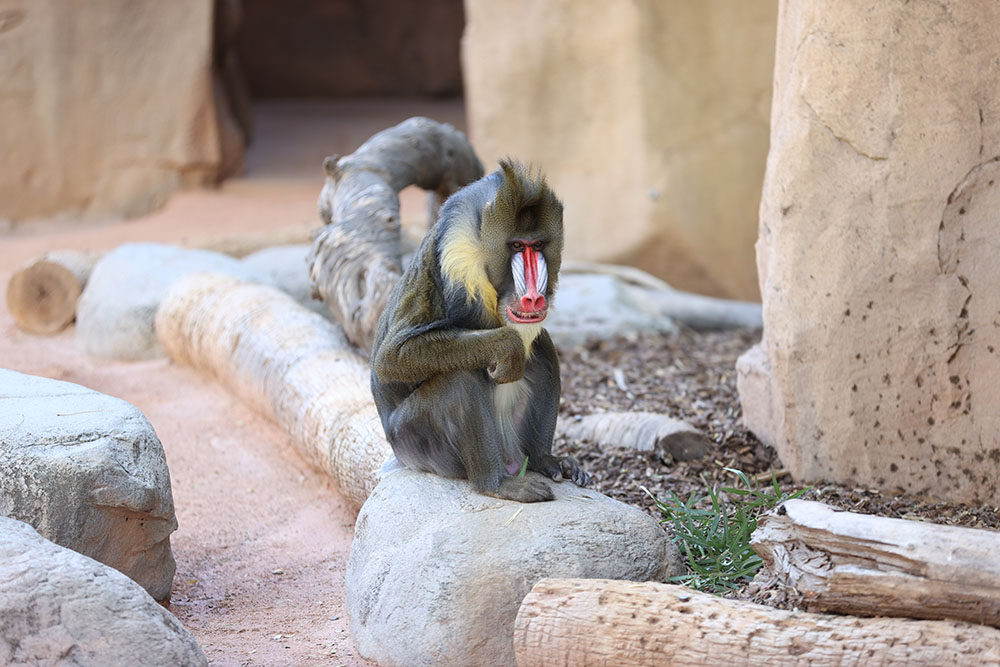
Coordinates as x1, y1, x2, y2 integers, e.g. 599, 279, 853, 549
1, 98, 463, 666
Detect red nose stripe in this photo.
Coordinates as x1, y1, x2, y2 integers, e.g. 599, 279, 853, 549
523, 246, 540, 293
520, 246, 546, 312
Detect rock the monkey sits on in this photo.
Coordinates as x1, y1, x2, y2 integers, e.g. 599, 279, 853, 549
370, 160, 590, 502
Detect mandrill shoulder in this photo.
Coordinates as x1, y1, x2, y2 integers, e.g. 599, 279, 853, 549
372, 235, 447, 353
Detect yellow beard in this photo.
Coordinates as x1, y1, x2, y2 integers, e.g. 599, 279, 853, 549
439, 223, 500, 322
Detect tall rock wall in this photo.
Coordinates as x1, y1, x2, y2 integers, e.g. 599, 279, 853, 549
0, 0, 230, 221
462, 0, 776, 300
738, 0, 1000, 504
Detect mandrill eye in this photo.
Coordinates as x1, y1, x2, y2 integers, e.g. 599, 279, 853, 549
511, 240, 524, 251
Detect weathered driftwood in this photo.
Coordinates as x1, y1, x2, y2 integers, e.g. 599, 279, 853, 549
561, 259, 762, 330
514, 578, 1000, 667
5, 227, 313, 335
751, 499, 1000, 627
307, 116, 483, 351
5, 250, 100, 334
155, 273, 390, 508
559, 412, 712, 461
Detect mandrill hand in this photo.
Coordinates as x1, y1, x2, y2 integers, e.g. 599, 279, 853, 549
487, 329, 526, 384
531, 454, 592, 487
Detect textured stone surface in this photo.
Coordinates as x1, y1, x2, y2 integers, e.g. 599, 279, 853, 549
463, 0, 776, 300
0, 369, 177, 600
0, 517, 206, 666
241, 244, 330, 316
0, 0, 229, 221
77, 242, 273, 360
739, 0, 1000, 503
347, 466, 682, 667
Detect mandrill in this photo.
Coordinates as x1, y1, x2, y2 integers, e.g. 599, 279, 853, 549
370, 160, 590, 502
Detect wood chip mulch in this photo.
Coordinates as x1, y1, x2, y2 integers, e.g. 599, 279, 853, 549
555, 328, 1000, 533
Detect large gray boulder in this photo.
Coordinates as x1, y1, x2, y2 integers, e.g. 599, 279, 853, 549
0, 369, 177, 601
76, 242, 274, 360
0, 517, 207, 666
240, 244, 330, 317
347, 467, 682, 667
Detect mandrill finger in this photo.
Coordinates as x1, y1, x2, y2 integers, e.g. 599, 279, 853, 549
560, 457, 591, 487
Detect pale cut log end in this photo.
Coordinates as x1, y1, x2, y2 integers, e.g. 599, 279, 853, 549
658, 430, 714, 462
6, 260, 83, 334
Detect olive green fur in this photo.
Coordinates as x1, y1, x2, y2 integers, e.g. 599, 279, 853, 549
369, 160, 589, 502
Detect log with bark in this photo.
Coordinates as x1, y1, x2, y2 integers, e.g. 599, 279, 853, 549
5, 227, 313, 335
307, 116, 483, 351
155, 272, 390, 508
513, 578, 1000, 666
750, 499, 1000, 628
558, 412, 713, 461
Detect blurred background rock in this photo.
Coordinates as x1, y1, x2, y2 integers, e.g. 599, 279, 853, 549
0, 0, 773, 301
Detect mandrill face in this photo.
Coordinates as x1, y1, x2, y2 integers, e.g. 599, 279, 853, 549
505, 239, 549, 324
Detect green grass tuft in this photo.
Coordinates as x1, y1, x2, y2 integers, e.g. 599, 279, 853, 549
646, 468, 809, 594
517, 455, 529, 478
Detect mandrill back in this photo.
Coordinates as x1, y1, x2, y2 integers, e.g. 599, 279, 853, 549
369, 161, 589, 502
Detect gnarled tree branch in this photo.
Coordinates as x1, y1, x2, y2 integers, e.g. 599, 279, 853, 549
307, 116, 483, 351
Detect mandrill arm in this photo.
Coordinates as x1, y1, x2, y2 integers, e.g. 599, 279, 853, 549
373, 325, 525, 385
371, 244, 527, 386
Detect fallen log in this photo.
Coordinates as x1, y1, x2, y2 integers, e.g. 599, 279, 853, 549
5, 227, 313, 335
5, 250, 100, 334
307, 116, 483, 351
559, 412, 712, 461
751, 499, 1000, 627
155, 272, 390, 508
561, 259, 762, 330
513, 578, 1000, 667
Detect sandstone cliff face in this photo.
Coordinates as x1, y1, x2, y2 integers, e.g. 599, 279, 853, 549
463, 0, 776, 300
739, 0, 1000, 504
0, 0, 229, 221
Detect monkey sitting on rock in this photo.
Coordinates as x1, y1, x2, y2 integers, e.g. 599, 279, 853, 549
370, 160, 591, 502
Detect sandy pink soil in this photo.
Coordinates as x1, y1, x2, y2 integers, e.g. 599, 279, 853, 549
1, 98, 465, 666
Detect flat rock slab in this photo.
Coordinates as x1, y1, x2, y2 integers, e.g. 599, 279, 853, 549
76, 242, 274, 360
0, 369, 177, 601
0, 517, 206, 666
347, 467, 683, 667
